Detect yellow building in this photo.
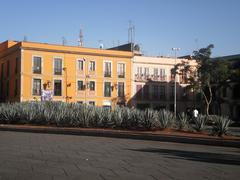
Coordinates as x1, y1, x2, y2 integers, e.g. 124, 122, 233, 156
0, 40, 133, 108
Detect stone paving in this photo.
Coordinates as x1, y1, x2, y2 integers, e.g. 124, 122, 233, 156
0, 131, 239, 180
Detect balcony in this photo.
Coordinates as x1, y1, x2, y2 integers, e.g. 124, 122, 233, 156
118, 72, 125, 78
104, 71, 111, 77
135, 74, 167, 82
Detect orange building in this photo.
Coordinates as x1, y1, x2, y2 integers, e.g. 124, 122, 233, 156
0, 40, 133, 108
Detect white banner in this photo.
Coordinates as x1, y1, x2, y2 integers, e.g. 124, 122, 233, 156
41, 90, 53, 101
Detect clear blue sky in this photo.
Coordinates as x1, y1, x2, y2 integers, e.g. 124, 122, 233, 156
1, 0, 240, 57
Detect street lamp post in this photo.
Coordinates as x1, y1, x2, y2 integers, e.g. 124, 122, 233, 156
172, 48, 180, 119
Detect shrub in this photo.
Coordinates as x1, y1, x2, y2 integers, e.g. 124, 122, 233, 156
177, 112, 189, 130
211, 115, 232, 137
192, 114, 206, 132
156, 109, 174, 129
140, 108, 156, 130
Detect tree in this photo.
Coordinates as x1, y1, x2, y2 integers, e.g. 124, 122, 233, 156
191, 44, 214, 116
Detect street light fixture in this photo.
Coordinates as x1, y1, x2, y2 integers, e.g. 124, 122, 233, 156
172, 48, 180, 119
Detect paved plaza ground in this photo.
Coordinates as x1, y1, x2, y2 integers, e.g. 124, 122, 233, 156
0, 131, 239, 180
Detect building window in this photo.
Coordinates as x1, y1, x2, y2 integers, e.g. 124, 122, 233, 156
33, 56, 42, 74
104, 62, 111, 77
143, 85, 149, 99
180, 70, 187, 84
15, 57, 19, 74
54, 80, 62, 96
33, 78, 41, 96
15, 79, 19, 96
118, 82, 124, 97
6, 80, 9, 98
136, 85, 142, 99
144, 67, 149, 77
78, 60, 84, 71
104, 82, 111, 97
54, 58, 62, 75
89, 61, 95, 71
137, 67, 143, 76
1, 63, 4, 79
89, 81, 95, 91
159, 69, 165, 81
117, 63, 125, 78
160, 86, 166, 99
77, 80, 84, 90
153, 85, 159, 99
77, 101, 83, 104
153, 68, 158, 77
89, 101, 95, 106
7, 61, 10, 78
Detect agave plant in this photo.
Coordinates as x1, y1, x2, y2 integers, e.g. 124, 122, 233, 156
211, 115, 232, 137
156, 109, 174, 129
193, 114, 206, 132
140, 108, 156, 130
129, 108, 142, 129
177, 112, 189, 130
0, 103, 20, 124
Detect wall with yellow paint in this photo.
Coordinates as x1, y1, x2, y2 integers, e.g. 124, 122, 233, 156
0, 41, 133, 107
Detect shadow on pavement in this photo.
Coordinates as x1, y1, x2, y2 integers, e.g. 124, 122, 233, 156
128, 148, 240, 165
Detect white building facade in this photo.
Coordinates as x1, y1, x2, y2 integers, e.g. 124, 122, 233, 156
130, 56, 198, 113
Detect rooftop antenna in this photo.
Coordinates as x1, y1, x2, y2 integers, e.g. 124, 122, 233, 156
78, 28, 84, 47
62, 37, 67, 46
23, 35, 28, 42
128, 21, 135, 51
98, 40, 103, 49
128, 21, 135, 43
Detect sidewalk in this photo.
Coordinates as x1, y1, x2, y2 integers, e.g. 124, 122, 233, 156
0, 124, 239, 148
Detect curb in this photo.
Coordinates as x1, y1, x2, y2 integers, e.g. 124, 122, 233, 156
0, 125, 239, 148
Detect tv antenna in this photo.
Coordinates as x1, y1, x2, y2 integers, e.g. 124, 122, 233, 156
128, 21, 135, 43
78, 28, 84, 47
62, 37, 67, 46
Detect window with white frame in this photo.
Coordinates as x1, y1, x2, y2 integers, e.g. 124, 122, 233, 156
159, 68, 166, 80
153, 68, 158, 77
117, 63, 125, 78
89, 81, 95, 91
118, 82, 124, 97
89, 61, 95, 71
33, 78, 41, 95
54, 80, 62, 96
137, 67, 142, 76
77, 80, 84, 90
33, 56, 41, 74
78, 60, 84, 71
54, 58, 62, 75
144, 67, 149, 76
104, 62, 111, 77
104, 82, 111, 97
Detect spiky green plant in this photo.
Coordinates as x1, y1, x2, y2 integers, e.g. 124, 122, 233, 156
193, 114, 206, 132
129, 108, 142, 128
0, 103, 20, 124
177, 112, 189, 130
211, 115, 232, 137
156, 109, 175, 129
140, 108, 156, 130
